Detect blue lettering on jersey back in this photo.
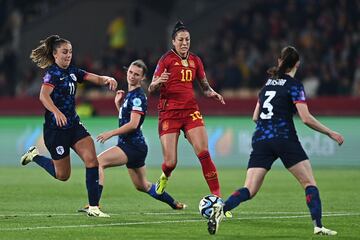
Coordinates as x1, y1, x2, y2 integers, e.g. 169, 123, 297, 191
253, 75, 306, 143
118, 87, 147, 147
42, 64, 86, 129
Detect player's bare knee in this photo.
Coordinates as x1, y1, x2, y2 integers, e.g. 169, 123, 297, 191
163, 159, 176, 169
56, 173, 70, 181
135, 185, 147, 192
84, 157, 99, 168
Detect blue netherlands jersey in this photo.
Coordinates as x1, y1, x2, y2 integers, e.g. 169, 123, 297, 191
252, 74, 306, 143
42, 64, 86, 129
118, 87, 147, 147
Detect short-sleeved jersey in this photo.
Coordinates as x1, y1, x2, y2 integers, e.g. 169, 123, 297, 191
42, 64, 87, 129
153, 49, 206, 110
118, 87, 147, 147
252, 74, 306, 143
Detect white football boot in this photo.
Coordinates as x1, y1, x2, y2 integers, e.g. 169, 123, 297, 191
314, 226, 337, 235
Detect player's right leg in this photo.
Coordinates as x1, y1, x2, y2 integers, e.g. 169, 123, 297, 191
73, 136, 109, 217
156, 132, 179, 194
207, 202, 225, 235
129, 167, 187, 210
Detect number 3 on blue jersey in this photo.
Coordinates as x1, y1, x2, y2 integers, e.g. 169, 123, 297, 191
260, 91, 276, 119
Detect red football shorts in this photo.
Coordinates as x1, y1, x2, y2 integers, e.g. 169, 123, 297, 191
158, 109, 205, 136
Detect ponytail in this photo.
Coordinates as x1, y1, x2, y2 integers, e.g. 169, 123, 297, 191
30, 35, 70, 69
267, 46, 299, 78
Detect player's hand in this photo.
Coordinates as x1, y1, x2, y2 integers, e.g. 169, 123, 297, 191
103, 76, 118, 91
156, 69, 170, 85
54, 110, 67, 127
328, 131, 344, 146
115, 90, 125, 104
96, 131, 113, 144
205, 90, 225, 104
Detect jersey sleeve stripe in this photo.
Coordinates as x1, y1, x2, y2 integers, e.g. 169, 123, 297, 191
42, 83, 55, 88
131, 110, 145, 115
294, 100, 307, 104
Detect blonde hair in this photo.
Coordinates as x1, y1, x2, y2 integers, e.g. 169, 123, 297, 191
30, 35, 70, 69
130, 59, 148, 76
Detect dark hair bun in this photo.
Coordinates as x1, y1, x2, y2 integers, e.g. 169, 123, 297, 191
172, 20, 188, 39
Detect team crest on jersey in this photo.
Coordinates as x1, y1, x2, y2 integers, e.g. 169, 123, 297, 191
56, 146, 65, 155
132, 98, 142, 107
43, 73, 51, 83
70, 73, 77, 81
189, 60, 195, 68
181, 59, 189, 67
162, 120, 169, 131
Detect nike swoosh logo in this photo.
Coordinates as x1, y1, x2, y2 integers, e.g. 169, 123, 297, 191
60, 77, 66, 80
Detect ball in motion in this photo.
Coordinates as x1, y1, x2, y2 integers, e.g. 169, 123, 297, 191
199, 194, 224, 219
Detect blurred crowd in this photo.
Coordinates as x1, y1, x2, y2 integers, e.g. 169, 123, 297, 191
2, 0, 360, 98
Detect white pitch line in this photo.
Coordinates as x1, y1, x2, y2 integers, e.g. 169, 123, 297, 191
0, 211, 348, 217
0, 212, 359, 231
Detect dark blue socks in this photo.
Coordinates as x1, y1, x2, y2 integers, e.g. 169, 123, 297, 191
86, 167, 100, 207
223, 187, 251, 212
305, 185, 322, 228
33, 155, 56, 178
147, 184, 178, 209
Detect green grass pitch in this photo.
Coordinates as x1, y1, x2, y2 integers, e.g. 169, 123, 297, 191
0, 167, 359, 239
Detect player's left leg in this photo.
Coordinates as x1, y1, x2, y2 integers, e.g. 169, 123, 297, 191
78, 146, 128, 213
128, 166, 187, 210
288, 160, 337, 235
73, 136, 109, 217
186, 126, 221, 197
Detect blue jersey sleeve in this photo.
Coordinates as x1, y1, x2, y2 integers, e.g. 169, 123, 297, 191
42, 71, 57, 86
74, 67, 87, 83
130, 95, 146, 114
290, 82, 306, 103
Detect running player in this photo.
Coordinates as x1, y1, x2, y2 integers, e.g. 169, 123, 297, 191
207, 46, 344, 235
21, 35, 117, 217
78, 60, 186, 212
148, 21, 225, 198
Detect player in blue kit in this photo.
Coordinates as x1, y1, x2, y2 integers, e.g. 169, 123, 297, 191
21, 35, 117, 217
207, 46, 344, 235
78, 60, 186, 213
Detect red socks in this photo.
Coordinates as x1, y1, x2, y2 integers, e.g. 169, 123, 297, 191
161, 162, 176, 177
197, 150, 221, 196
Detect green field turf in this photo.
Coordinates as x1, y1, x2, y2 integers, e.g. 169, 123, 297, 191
0, 167, 359, 239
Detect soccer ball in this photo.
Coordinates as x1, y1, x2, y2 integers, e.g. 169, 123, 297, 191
199, 194, 224, 219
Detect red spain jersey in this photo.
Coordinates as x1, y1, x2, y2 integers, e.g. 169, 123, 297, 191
153, 49, 206, 110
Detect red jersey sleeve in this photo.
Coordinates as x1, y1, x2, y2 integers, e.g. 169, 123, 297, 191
154, 56, 167, 78
195, 56, 206, 80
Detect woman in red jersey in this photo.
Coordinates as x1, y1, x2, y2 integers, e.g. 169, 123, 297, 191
148, 21, 225, 197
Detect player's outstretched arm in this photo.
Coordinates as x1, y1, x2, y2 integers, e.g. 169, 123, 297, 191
84, 73, 117, 91
296, 103, 344, 145
198, 77, 225, 104
96, 112, 141, 143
